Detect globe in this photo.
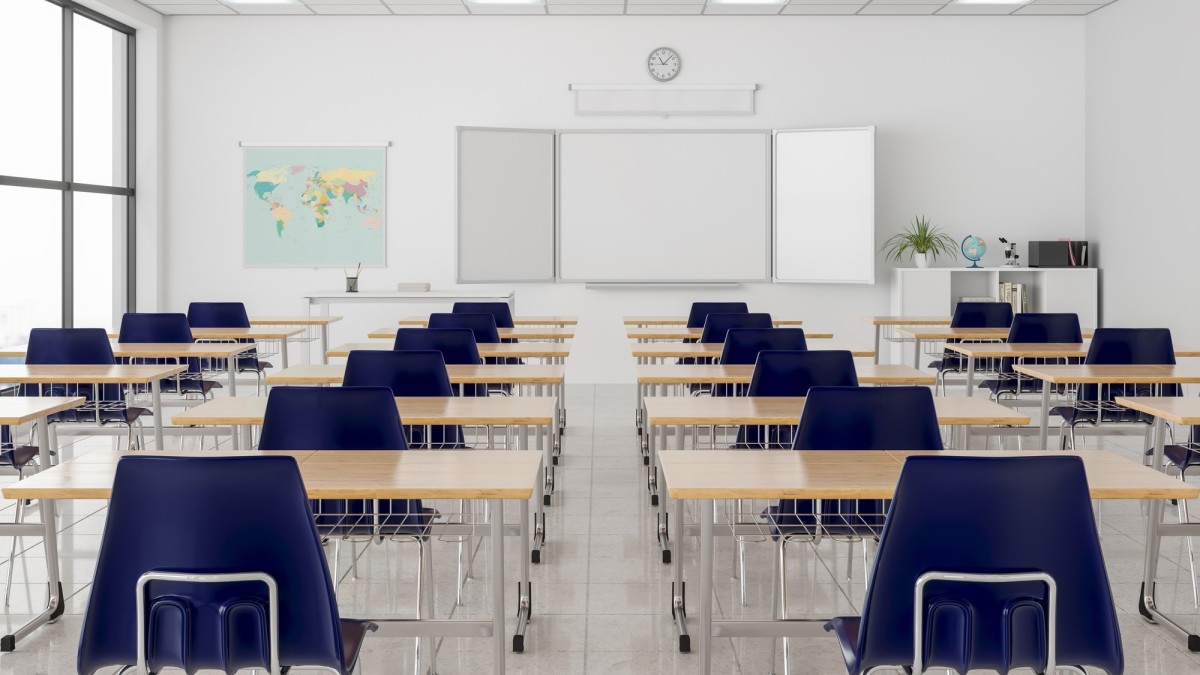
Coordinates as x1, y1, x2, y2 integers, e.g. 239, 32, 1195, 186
961, 236, 987, 269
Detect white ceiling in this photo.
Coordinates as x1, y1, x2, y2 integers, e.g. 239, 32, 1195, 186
141, 0, 1121, 17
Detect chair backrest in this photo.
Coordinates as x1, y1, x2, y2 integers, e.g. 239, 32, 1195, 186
452, 302, 514, 329
342, 350, 454, 397
686, 302, 749, 328
258, 386, 409, 450
392, 328, 482, 365
792, 386, 942, 450
747, 351, 858, 397
428, 313, 501, 344
719, 328, 808, 365
950, 301, 1013, 328
77, 455, 347, 674
24, 328, 120, 402
699, 313, 773, 345
1006, 313, 1083, 343
1085, 327, 1175, 365
853, 455, 1123, 675
117, 313, 195, 343
186, 302, 251, 328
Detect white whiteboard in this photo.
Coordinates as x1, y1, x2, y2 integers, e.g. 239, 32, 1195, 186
457, 127, 556, 282
557, 131, 771, 282
774, 127, 875, 284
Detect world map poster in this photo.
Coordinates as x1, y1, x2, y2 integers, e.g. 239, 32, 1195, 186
243, 146, 386, 266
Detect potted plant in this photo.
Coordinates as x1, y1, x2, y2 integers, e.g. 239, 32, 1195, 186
880, 216, 958, 268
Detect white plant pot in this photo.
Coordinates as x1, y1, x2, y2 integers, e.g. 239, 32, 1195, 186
914, 253, 931, 269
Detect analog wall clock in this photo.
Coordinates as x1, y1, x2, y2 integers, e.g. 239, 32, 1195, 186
647, 47, 681, 82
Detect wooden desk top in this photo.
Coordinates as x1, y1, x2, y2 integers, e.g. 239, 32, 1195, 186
946, 343, 1200, 359
249, 316, 343, 326
0, 364, 187, 384
896, 327, 1096, 340
267, 364, 565, 386
643, 396, 1026, 427
658, 450, 1197, 501
635, 364, 931, 386
1012, 364, 1200, 384
370, 327, 575, 340
0, 397, 86, 425
1114, 397, 1200, 425
0, 450, 542, 501
861, 316, 951, 326
0, 342, 254, 359
398, 315, 578, 326
326, 342, 571, 359
190, 327, 305, 340
626, 327, 833, 340
629, 342, 875, 359
623, 316, 804, 326
172, 396, 559, 427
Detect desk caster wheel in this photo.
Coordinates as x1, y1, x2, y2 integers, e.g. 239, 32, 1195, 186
679, 635, 690, 653
552, 456, 559, 465
662, 549, 671, 564
513, 635, 524, 653
643, 456, 649, 466
651, 494, 659, 507
543, 494, 551, 507
531, 550, 541, 564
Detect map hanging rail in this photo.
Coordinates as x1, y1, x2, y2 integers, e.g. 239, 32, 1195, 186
239, 142, 392, 147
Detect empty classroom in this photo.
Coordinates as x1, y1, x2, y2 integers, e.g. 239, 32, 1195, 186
1, 1, 1197, 673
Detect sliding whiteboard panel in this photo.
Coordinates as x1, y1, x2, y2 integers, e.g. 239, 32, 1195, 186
774, 127, 875, 284
457, 127, 556, 282
558, 131, 771, 282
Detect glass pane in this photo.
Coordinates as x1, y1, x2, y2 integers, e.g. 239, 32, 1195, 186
0, 0, 62, 181
73, 192, 124, 330
73, 13, 127, 188
0, 186, 63, 348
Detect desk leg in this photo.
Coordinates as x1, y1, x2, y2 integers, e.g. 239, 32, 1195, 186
227, 353, 238, 397
491, 499, 507, 675
873, 325, 881, 365
965, 356, 975, 398
241, 425, 253, 451
319, 324, 330, 365
532, 425, 547, 559
913, 337, 922, 370
669, 475, 689, 651
699, 498, 714, 675
1, 417, 65, 652
230, 424, 241, 451
513, 482, 532, 652
151, 380, 164, 450
1038, 385, 1051, 449
280, 338, 290, 370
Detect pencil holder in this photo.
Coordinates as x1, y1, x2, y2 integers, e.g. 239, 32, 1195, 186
345, 277, 359, 293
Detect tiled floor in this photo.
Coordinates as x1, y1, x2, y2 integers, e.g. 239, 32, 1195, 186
3, 384, 1200, 674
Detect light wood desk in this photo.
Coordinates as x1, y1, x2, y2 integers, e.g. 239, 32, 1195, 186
0, 365, 186, 448
627, 327, 832, 341
0, 342, 254, 395
630, 341, 874, 363
859, 315, 951, 364
370, 326, 574, 342
1, 448, 540, 670
0, 397, 84, 651
399, 315, 578, 327
946, 343, 1200, 397
249, 316, 343, 365
655, 448, 1197, 673
1012, 364, 1200, 448
105, 327, 306, 368
894, 326, 1098, 370
623, 316, 803, 327
326, 341, 570, 364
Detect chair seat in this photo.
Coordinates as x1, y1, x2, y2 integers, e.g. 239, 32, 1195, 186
0, 445, 40, 470
823, 616, 862, 675
1145, 443, 1200, 472
980, 378, 1045, 395
1050, 405, 1151, 426
337, 619, 378, 674
50, 406, 149, 426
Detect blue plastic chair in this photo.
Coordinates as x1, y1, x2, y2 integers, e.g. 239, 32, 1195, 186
930, 302, 1015, 390
117, 312, 214, 397
452, 302, 514, 328
76, 455, 377, 675
392, 328, 487, 396
186, 302, 270, 380
698, 313, 774, 347
981, 313, 1084, 398
22, 328, 148, 448
1051, 328, 1178, 450
823, 455, 1123, 675
718, 328, 809, 365
343, 350, 467, 448
686, 302, 749, 329
427, 313, 512, 393
735, 351, 859, 448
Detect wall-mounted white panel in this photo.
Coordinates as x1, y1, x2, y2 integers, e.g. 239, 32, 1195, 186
558, 130, 771, 282
457, 127, 556, 282
774, 127, 875, 284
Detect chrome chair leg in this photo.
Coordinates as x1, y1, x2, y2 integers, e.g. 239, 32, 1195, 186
1180, 495, 1199, 607
737, 538, 747, 608
780, 538, 791, 675
421, 538, 437, 675
4, 498, 24, 606
768, 537, 780, 675
331, 538, 342, 585
414, 540, 424, 675
350, 540, 360, 580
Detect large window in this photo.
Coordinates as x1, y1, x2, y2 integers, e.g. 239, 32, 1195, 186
0, 0, 134, 347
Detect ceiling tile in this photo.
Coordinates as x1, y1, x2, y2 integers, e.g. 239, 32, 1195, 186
547, 4, 624, 12
705, 3, 785, 13
781, 3, 864, 12
936, 3, 1020, 14
385, 3, 470, 11
626, 3, 705, 11
302, 0, 387, 4
857, 3, 941, 14
465, 3, 547, 13
149, 3, 237, 11
547, 0, 624, 5
308, 3, 394, 13
217, 2, 315, 13
1015, 3, 1104, 12
787, 0, 864, 4
147, 0, 222, 4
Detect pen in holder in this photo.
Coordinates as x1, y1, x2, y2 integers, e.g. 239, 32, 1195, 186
344, 263, 362, 293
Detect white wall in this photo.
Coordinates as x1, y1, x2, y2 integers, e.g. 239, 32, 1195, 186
163, 16, 1086, 382
1086, 0, 1200, 335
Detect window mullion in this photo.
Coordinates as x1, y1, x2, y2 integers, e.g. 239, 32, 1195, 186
61, 1, 73, 329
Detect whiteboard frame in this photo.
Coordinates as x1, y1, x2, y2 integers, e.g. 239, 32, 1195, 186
456, 126, 557, 283
772, 126, 876, 285
555, 129, 773, 284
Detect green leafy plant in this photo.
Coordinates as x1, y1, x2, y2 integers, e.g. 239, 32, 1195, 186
880, 216, 959, 263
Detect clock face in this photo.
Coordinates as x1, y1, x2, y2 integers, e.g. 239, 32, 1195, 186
647, 47, 680, 82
